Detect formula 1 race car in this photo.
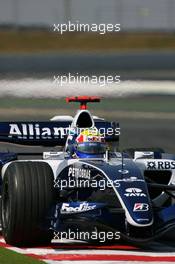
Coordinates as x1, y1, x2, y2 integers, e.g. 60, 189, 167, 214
1, 96, 175, 246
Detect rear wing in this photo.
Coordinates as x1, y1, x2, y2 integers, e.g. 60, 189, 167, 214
0, 121, 120, 146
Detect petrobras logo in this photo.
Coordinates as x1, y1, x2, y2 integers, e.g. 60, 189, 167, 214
68, 166, 91, 179
124, 188, 146, 197
61, 202, 97, 214
133, 203, 149, 212
8, 123, 67, 139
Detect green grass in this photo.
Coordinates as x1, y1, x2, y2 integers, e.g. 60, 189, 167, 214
0, 96, 173, 121
1, 31, 175, 53
0, 96, 174, 112
0, 247, 44, 264
91, 96, 175, 113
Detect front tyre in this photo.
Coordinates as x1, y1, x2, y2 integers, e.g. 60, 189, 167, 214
1, 161, 54, 246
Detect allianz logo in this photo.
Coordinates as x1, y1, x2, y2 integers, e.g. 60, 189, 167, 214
124, 188, 146, 197
8, 124, 67, 139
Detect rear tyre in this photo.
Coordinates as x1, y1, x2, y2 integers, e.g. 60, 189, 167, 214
1, 161, 54, 246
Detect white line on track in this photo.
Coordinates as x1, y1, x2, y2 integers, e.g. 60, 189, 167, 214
0, 79, 175, 98
1, 236, 175, 263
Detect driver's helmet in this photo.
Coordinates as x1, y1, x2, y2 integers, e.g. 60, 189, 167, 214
74, 129, 106, 158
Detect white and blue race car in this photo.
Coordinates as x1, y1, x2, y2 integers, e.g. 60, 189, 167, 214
0, 96, 175, 246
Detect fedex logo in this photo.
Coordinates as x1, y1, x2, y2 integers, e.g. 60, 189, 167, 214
133, 203, 149, 212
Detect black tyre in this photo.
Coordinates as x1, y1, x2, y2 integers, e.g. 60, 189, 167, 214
1, 161, 55, 246
123, 148, 165, 158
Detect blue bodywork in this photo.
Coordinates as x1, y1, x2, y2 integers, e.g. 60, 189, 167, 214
49, 158, 175, 242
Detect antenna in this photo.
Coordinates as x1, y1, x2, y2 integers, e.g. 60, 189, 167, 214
122, 152, 124, 172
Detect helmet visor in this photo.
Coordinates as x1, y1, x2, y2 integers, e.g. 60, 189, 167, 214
77, 142, 106, 154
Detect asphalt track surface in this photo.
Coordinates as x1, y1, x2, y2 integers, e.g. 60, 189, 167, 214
1, 52, 175, 78
120, 118, 175, 154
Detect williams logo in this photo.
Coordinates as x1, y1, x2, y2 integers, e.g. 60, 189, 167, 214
124, 188, 146, 197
